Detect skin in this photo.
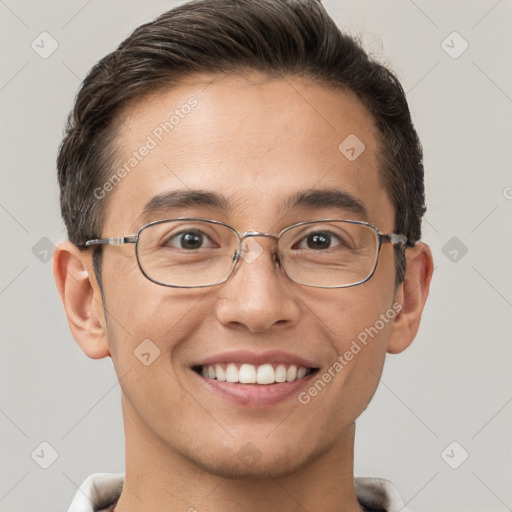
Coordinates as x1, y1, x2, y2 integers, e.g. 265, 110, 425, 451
54, 72, 433, 512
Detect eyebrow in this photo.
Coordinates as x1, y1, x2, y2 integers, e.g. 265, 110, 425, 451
136, 187, 368, 226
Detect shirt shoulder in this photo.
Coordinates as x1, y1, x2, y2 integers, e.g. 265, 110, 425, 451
67, 473, 410, 512
67, 473, 123, 512
355, 476, 411, 512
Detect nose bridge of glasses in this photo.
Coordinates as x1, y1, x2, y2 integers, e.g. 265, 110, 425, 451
235, 231, 280, 263
240, 231, 277, 240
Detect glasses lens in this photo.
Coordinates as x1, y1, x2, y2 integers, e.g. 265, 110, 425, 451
278, 221, 379, 287
136, 219, 240, 287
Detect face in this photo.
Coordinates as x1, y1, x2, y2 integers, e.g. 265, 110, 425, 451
93, 72, 401, 478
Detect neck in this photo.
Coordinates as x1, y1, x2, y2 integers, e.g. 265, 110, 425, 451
114, 395, 365, 512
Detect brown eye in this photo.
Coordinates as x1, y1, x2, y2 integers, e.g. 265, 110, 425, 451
166, 230, 214, 250
293, 231, 342, 250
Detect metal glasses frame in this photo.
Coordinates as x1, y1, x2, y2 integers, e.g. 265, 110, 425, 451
84, 217, 408, 289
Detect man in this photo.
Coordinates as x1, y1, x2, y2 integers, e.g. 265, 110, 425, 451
53, 0, 433, 510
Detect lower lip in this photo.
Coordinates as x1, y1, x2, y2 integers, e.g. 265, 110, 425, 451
192, 369, 318, 406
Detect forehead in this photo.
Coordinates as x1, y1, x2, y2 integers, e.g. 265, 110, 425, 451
102, 72, 394, 233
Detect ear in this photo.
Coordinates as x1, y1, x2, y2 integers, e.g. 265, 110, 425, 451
53, 241, 110, 359
387, 242, 433, 354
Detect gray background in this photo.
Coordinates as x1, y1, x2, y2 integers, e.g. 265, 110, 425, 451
1, 1, 511, 511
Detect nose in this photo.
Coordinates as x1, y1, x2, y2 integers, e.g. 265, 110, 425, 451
214, 235, 301, 333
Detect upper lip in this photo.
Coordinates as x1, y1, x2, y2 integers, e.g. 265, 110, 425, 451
191, 349, 320, 369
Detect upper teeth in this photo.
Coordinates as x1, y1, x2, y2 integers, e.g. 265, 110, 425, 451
200, 363, 310, 384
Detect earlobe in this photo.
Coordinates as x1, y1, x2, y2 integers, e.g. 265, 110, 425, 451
387, 242, 434, 354
53, 241, 110, 359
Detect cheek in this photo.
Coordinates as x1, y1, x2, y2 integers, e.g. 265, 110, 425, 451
325, 293, 391, 379
295, 276, 396, 412
297, 312, 390, 432
102, 253, 215, 376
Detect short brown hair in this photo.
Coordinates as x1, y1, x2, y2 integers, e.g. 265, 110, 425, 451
57, 0, 425, 284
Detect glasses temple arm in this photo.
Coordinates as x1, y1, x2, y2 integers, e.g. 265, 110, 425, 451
84, 235, 138, 247
381, 233, 410, 246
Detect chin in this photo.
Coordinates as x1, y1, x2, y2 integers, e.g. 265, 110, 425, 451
179, 440, 324, 481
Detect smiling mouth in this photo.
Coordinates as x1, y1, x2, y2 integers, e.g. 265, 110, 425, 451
192, 363, 319, 385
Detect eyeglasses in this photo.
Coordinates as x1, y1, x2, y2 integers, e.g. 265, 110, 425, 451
84, 218, 407, 288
